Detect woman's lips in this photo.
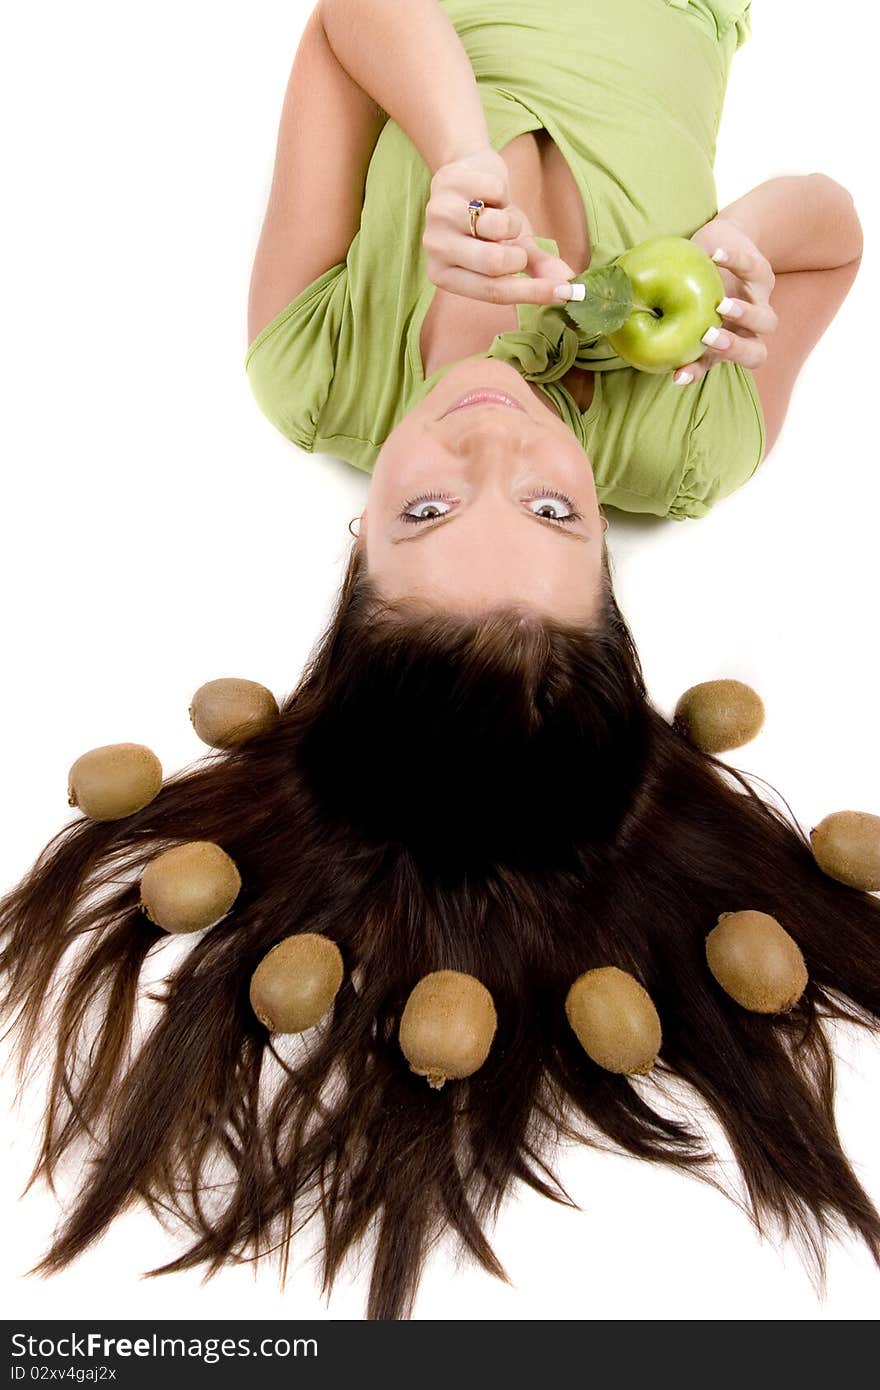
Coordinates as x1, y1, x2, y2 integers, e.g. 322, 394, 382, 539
442, 388, 527, 417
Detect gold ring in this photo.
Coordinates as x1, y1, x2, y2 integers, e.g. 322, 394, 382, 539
468, 198, 486, 239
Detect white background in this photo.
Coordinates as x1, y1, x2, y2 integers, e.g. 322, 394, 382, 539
1, 0, 878, 1321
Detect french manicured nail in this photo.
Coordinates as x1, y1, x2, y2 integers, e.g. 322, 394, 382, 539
711, 247, 728, 263
554, 282, 585, 301
716, 296, 741, 317
702, 325, 729, 347
673, 369, 693, 385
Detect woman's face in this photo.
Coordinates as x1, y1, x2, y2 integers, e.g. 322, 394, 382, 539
362, 359, 605, 624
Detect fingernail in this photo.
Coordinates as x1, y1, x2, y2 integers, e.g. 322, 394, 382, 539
673, 369, 693, 385
554, 282, 585, 301
702, 325, 729, 347
711, 247, 727, 263
716, 296, 741, 317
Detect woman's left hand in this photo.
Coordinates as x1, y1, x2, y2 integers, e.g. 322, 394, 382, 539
673, 216, 778, 385
423, 145, 577, 305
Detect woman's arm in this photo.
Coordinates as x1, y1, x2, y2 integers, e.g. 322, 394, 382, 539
685, 174, 863, 455
319, 0, 490, 173
247, 5, 388, 344
720, 174, 863, 456
248, 0, 492, 344
718, 173, 864, 271
321, 0, 575, 307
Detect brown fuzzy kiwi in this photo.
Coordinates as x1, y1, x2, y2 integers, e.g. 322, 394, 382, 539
565, 965, 662, 1076
67, 742, 163, 821
673, 678, 764, 754
810, 810, 880, 892
189, 678, 279, 749
140, 841, 242, 934
249, 932, 344, 1033
706, 909, 807, 1013
398, 970, 497, 1090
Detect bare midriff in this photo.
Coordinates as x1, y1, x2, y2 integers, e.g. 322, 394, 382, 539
419, 130, 595, 414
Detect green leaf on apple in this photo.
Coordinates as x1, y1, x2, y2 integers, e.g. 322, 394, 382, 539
558, 264, 632, 340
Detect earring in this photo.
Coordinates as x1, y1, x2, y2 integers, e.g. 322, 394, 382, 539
348, 515, 362, 538
600, 512, 609, 533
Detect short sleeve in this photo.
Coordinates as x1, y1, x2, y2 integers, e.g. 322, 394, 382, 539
667, 361, 766, 520
711, 0, 750, 48
663, 1, 753, 50
244, 261, 348, 452
705, 1, 753, 48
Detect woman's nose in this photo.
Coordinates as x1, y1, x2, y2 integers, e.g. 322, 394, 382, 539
450, 415, 532, 461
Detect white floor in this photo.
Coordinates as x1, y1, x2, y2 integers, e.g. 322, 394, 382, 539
1, 0, 878, 1320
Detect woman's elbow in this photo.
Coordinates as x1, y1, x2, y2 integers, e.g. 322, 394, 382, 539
808, 172, 864, 264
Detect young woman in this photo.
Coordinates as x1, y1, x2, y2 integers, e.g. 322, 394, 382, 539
2, 1, 877, 1325
246, 0, 863, 629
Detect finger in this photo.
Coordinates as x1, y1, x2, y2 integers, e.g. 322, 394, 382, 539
715, 294, 779, 337
435, 263, 573, 306
515, 234, 576, 285
465, 202, 525, 242
711, 244, 775, 302
699, 324, 769, 371
447, 234, 531, 279
672, 329, 767, 385
672, 357, 711, 387
426, 190, 525, 244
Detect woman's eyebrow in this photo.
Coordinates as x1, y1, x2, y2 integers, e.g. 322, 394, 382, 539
392, 510, 591, 545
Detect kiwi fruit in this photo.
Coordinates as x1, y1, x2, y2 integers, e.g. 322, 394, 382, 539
398, 969, 497, 1089
810, 810, 880, 891
189, 678, 279, 749
673, 679, 764, 754
68, 742, 163, 820
705, 909, 807, 1013
249, 932, 344, 1033
140, 840, 242, 934
565, 965, 661, 1076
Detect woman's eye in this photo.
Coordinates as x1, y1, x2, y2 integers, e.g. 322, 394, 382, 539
526, 492, 579, 523
398, 489, 581, 525
400, 493, 455, 523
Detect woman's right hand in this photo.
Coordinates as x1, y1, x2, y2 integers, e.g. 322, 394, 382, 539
422, 146, 576, 305
673, 215, 778, 385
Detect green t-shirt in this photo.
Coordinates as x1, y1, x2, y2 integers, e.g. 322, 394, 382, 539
246, 0, 764, 521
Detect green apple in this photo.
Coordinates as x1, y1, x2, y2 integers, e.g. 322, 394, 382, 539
605, 236, 725, 373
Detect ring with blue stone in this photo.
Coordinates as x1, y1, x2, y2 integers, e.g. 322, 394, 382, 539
467, 198, 486, 239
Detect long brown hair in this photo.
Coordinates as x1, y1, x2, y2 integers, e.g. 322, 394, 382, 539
2, 541, 879, 1319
